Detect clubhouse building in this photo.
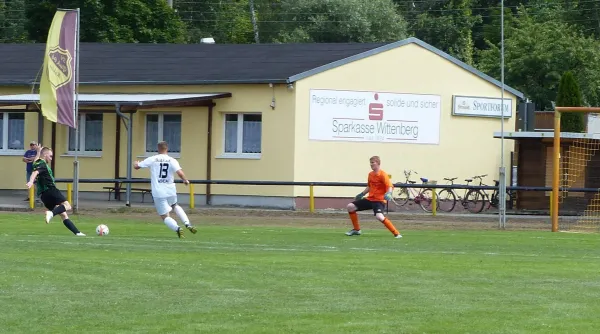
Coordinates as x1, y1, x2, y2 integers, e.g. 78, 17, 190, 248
0, 37, 524, 209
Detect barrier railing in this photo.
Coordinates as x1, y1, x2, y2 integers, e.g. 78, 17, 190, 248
25, 178, 600, 215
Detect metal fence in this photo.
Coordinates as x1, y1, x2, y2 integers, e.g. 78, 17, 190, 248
23, 178, 599, 216
52, 177, 600, 192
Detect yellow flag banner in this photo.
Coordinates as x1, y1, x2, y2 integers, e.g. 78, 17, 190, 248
39, 10, 77, 128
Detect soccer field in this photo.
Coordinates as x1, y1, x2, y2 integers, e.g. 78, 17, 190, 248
1, 211, 600, 333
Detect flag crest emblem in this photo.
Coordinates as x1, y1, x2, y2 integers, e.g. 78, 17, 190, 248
48, 46, 73, 89
39, 9, 78, 128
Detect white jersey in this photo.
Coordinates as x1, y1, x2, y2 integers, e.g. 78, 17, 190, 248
137, 154, 182, 198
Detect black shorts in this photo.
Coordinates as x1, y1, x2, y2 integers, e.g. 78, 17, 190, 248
40, 187, 67, 211
352, 198, 386, 215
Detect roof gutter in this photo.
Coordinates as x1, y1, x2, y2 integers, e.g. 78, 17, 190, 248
0, 79, 289, 86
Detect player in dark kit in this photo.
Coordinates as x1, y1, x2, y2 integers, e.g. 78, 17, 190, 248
26, 146, 85, 236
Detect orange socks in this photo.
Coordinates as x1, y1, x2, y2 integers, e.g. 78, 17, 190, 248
349, 212, 360, 230
382, 218, 400, 236
349, 213, 399, 236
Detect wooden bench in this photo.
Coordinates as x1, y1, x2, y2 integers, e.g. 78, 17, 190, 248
103, 182, 153, 203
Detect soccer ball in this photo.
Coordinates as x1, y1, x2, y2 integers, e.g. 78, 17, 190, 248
96, 224, 109, 236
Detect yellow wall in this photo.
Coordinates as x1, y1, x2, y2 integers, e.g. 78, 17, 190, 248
1, 43, 520, 201
127, 106, 208, 196
0, 111, 40, 189
89, 84, 296, 197
293, 43, 518, 197
0, 87, 41, 189
0, 84, 296, 196
50, 113, 118, 192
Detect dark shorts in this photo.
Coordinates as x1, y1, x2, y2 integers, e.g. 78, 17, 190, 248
40, 187, 67, 211
352, 198, 386, 216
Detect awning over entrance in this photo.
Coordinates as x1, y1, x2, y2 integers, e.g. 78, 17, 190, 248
0, 92, 231, 208
0, 93, 232, 109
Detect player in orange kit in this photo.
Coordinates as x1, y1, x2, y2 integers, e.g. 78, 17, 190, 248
345, 156, 402, 238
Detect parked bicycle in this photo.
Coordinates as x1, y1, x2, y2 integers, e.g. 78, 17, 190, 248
390, 170, 438, 213
437, 175, 487, 213
483, 179, 515, 211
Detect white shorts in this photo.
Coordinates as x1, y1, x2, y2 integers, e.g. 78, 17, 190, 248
154, 196, 178, 216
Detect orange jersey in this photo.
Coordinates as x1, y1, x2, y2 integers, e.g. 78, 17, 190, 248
366, 169, 393, 202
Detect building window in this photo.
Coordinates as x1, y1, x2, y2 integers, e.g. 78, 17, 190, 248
0, 112, 25, 152
145, 114, 181, 155
68, 113, 103, 154
223, 113, 262, 158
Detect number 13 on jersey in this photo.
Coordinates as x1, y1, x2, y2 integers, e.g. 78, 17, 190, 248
159, 163, 169, 179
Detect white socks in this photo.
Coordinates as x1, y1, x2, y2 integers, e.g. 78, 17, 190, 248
173, 205, 190, 226
163, 217, 179, 232
163, 205, 190, 233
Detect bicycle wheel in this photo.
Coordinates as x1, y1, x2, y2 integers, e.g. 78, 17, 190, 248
505, 191, 514, 210
437, 188, 457, 212
481, 192, 492, 211
390, 187, 410, 210
489, 191, 514, 210
418, 188, 439, 213
489, 192, 499, 208
464, 189, 486, 213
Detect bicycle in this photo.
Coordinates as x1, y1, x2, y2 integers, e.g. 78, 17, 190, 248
484, 179, 515, 211
437, 174, 487, 214
390, 170, 438, 213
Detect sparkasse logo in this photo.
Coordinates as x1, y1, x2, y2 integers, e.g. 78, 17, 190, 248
308, 89, 442, 145
368, 93, 384, 120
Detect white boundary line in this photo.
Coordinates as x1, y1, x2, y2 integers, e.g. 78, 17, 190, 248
7, 237, 600, 259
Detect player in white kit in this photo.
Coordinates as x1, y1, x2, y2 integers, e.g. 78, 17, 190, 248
134, 141, 197, 238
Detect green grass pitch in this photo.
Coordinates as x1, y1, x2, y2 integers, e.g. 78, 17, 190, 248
1, 211, 600, 333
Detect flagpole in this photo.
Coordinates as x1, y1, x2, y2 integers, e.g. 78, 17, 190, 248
73, 8, 81, 213
499, 0, 507, 229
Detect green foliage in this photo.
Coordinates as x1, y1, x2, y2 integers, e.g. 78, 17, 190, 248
213, 0, 255, 44
478, 7, 515, 48
176, 0, 266, 44
556, 71, 585, 133
175, 0, 221, 43
10, 0, 600, 115
0, 0, 28, 42
565, 0, 600, 38
470, 0, 522, 55
25, 0, 187, 43
107, 0, 187, 43
477, 5, 600, 111
273, 0, 408, 43
409, 0, 482, 65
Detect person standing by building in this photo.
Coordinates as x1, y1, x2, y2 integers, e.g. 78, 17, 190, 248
23, 141, 39, 201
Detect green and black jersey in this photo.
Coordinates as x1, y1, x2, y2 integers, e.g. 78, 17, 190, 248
32, 159, 56, 196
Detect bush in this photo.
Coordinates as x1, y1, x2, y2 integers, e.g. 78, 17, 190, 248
556, 71, 585, 132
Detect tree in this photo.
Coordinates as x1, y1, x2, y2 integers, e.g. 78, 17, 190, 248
26, 0, 187, 43
469, 0, 521, 53
403, 0, 482, 65
273, 0, 408, 43
565, 0, 600, 38
176, 0, 265, 44
556, 71, 585, 133
0, 0, 28, 42
103, 0, 188, 43
249, 0, 259, 43
477, 6, 600, 111
212, 0, 255, 44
